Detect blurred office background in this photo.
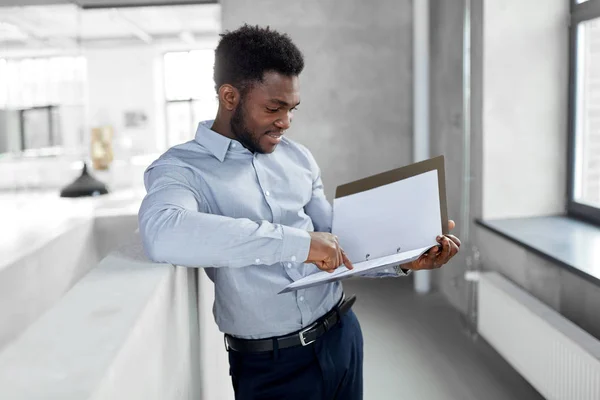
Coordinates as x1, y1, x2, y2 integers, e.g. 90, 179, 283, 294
0, 0, 599, 399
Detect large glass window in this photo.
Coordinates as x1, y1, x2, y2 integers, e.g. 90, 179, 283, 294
163, 49, 218, 147
569, 0, 600, 225
0, 56, 86, 153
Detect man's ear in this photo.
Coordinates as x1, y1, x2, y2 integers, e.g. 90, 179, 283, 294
218, 84, 240, 111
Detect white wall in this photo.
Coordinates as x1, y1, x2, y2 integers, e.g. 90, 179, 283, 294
0, 38, 219, 192
84, 45, 165, 157
83, 38, 220, 159
482, 0, 569, 219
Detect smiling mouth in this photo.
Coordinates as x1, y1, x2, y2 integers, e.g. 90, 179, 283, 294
267, 131, 284, 139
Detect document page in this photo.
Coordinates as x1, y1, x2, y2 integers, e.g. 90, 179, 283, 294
279, 245, 435, 293
332, 169, 441, 263
279, 156, 447, 294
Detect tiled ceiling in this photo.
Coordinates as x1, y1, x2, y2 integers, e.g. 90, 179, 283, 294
0, 2, 220, 48
0, 0, 216, 7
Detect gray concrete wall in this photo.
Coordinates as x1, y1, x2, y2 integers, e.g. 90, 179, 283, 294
431, 0, 600, 341
429, 0, 471, 313
221, 0, 414, 200
429, 0, 486, 320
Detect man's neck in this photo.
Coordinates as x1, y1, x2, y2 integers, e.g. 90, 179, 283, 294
210, 113, 235, 140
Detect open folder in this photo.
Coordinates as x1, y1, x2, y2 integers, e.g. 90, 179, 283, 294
279, 155, 449, 294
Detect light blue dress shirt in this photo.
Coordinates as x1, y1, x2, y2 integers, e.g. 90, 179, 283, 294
138, 120, 404, 339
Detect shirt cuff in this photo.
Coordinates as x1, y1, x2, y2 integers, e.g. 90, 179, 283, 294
280, 226, 312, 263
394, 265, 412, 276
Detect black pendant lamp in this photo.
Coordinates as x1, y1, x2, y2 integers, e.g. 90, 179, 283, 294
59, 162, 109, 198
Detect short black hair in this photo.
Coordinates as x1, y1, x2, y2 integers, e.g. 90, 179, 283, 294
213, 24, 304, 94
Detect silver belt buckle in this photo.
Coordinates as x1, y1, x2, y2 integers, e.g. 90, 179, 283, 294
299, 322, 318, 346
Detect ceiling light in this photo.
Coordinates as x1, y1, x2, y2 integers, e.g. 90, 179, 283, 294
179, 31, 196, 45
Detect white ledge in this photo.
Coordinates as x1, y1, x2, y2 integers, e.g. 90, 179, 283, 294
0, 239, 201, 400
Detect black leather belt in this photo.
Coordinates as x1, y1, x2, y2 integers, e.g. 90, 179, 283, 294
224, 294, 357, 353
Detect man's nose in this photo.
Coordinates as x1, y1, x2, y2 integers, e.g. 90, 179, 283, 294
275, 112, 292, 130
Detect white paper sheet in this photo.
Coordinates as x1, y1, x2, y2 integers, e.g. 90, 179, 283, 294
332, 170, 441, 263
278, 245, 436, 293
279, 167, 443, 294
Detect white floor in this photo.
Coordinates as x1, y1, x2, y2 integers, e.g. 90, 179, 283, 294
344, 277, 543, 400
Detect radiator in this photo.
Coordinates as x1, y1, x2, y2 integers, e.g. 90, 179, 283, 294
477, 272, 600, 400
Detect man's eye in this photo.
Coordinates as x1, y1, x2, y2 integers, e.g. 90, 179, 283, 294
266, 107, 279, 113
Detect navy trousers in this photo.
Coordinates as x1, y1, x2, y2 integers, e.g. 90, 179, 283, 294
228, 309, 364, 400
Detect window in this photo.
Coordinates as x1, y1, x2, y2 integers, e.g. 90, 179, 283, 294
20, 106, 61, 150
569, 0, 600, 225
163, 49, 218, 148
0, 56, 86, 152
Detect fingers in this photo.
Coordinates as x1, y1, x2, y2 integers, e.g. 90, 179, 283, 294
317, 235, 343, 274
419, 246, 439, 270
307, 232, 344, 273
448, 219, 455, 231
445, 234, 461, 248
341, 250, 354, 270
448, 238, 460, 258
332, 235, 354, 270
326, 251, 338, 273
333, 235, 342, 270
416, 253, 435, 270
415, 232, 462, 270
435, 236, 460, 265
318, 259, 336, 274
438, 237, 451, 263
314, 261, 329, 273
428, 245, 439, 258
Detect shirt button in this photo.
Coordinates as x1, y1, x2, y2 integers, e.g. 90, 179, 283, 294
265, 190, 270, 196
299, 296, 304, 302
255, 258, 261, 264
291, 256, 297, 262
287, 263, 292, 268
231, 142, 236, 148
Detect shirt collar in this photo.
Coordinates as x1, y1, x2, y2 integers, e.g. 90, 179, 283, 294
194, 120, 233, 162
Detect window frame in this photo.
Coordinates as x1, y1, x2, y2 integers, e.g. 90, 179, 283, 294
164, 98, 198, 147
19, 105, 60, 151
162, 49, 218, 148
568, 0, 600, 226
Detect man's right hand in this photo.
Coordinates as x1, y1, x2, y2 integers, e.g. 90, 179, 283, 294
305, 232, 354, 273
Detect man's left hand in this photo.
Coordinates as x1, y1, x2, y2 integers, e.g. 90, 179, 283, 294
405, 220, 461, 271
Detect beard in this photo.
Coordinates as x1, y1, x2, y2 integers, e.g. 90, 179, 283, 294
230, 99, 264, 154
